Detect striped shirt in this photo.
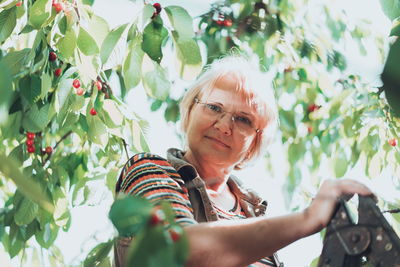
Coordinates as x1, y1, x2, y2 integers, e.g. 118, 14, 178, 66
116, 152, 277, 266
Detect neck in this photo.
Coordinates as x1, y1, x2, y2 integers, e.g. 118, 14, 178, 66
183, 151, 233, 192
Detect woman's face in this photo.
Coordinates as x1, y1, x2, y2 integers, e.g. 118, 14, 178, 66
185, 76, 261, 168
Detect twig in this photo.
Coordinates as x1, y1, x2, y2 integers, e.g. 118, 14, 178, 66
43, 130, 73, 165
121, 138, 130, 160
383, 208, 400, 214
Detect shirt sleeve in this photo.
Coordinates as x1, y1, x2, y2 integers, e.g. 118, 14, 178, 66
116, 153, 197, 226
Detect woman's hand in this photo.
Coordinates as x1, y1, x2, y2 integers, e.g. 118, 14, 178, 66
305, 179, 375, 234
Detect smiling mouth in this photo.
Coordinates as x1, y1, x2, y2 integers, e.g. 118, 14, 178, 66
205, 136, 230, 148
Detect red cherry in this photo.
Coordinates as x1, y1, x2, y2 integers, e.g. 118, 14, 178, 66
45, 146, 53, 154
216, 20, 224, 26
153, 3, 162, 14
149, 210, 164, 226
307, 126, 313, 134
26, 139, 34, 147
16, 1, 22, 7
53, 2, 64, 13
307, 104, 320, 113
26, 132, 35, 140
168, 228, 181, 242
54, 68, 62, 77
95, 81, 102, 91
223, 19, 233, 27
389, 138, 398, 147
72, 79, 81, 88
76, 88, 84, 96
27, 146, 35, 153
89, 108, 97, 116
49, 51, 57, 62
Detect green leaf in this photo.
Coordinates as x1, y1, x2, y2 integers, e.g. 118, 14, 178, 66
83, 240, 114, 267
55, 78, 73, 113
14, 197, 38, 226
390, 20, 400, 36
101, 99, 123, 128
0, 61, 13, 124
142, 18, 168, 63
379, 0, 400, 20
88, 15, 110, 47
164, 6, 194, 39
122, 40, 144, 90
35, 222, 58, 249
28, 0, 51, 29
100, 23, 128, 64
40, 72, 51, 99
53, 189, 69, 227
0, 48, 31, 77
109, 195, 152, 237
22, 103, 50, 132
173, 36, 202, 78
142, 63, 170, 100
368, 153, 382, 178
78, 27, 99, 56
57, 28, 77, 62
87, 112, 108, 146
0, 154, 54, 213
0, 7, 17, 44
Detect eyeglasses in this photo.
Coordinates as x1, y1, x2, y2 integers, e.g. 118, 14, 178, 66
194, 98, 261, 135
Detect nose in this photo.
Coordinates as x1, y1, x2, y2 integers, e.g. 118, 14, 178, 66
213, 113, 233, 135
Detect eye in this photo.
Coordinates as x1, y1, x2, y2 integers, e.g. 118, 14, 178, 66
206, 104, 222, 113
234, 115, 252, 126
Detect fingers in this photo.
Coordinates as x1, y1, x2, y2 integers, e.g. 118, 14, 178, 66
320, 179, 376, 202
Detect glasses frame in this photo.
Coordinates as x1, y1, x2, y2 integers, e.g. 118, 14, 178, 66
194, 98, 261, 134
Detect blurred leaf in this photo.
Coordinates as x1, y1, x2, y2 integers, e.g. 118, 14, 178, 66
100, 23, 128, 64
142, 18, 168, 63
390, 20, 400, 36
164, 6, 194, 39
379, 0, 400, 20
83, 0, 95, 6
0, 7, 16, 44
0, 154, 54, 213
78, 27, 99, 56
84, 240, 113, 267
164, 101, 179, 122
28, 0, 51, 29
334, 148, 348, 178
288, 142, 305, 164
109, 195, 152, 237
14, 197, 38, 226
35, 222, 58, 249
368, 153, 382, 178
0, 61, 13, 124
142, 63, 170, 100
382, 38, 400, 116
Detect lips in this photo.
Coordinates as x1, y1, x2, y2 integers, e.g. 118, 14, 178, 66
205, 136, 230, 148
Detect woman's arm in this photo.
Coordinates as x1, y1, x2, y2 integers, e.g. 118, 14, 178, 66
184, 179, 374, 267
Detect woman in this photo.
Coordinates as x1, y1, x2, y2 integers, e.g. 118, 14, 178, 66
115, 55, 374, 267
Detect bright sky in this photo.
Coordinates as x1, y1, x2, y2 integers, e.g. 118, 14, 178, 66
3, 1, 390, 266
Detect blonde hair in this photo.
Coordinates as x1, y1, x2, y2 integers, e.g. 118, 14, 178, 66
180, 55, 278, 169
